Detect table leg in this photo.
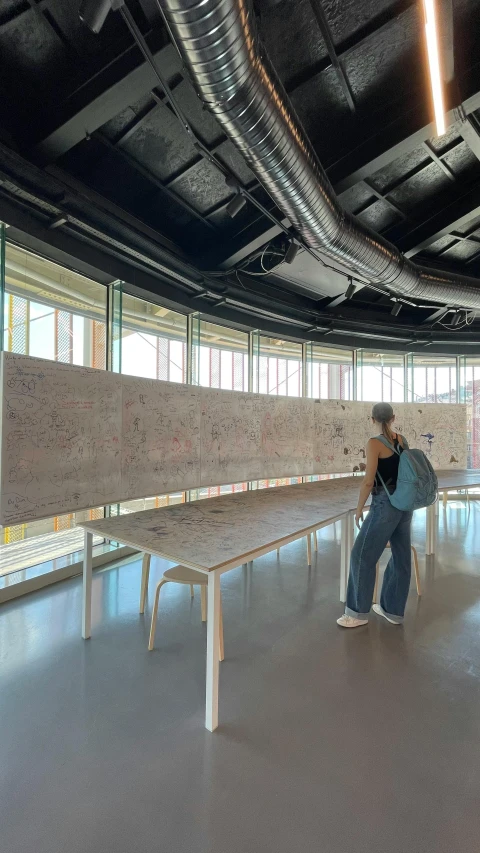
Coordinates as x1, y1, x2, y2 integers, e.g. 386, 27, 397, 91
205, 570, 221, 732
443, 490, 448, 509
340, 513, 353, 602
306, 534, 312, 567
426, 503, 436, 556
82, 531, 93, 639
139, 553, 151, 614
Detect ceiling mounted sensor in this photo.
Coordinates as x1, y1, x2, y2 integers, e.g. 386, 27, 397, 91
391, 301, 402, 317
79, 0, 123, 34
157, 0, 480, 311
344, 279, 356, 300
226, 193, 247, 218
284, 241, 299, 265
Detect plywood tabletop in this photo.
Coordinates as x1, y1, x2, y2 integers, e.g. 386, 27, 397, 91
436, 470, 480, 490
79, 477, 360, 571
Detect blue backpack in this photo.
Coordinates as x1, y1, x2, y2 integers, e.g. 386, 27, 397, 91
376, 434, 438, 512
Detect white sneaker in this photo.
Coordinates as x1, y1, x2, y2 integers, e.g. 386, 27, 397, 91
336, 614, 368, 628
372, 604, 400, 625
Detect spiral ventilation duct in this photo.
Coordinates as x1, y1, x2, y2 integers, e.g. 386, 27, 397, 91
157, 0, 480, 312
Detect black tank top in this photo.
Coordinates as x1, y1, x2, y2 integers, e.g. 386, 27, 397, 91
374, 435, 402, 492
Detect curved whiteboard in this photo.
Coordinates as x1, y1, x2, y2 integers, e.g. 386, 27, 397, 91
0, 352, 468, 525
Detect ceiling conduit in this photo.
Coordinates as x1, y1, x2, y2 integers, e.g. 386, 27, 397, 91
156, 0, 480, 311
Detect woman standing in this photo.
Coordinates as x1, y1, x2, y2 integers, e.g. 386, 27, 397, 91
337, 402, 413, 628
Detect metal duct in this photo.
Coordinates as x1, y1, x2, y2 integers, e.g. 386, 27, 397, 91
157, 0, 480, 311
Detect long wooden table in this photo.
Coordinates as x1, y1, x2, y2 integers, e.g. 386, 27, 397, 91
79, 470, 480, 732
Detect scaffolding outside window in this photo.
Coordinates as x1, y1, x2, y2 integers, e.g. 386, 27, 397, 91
408, 354, 457, 403
306, 344, 353, 400
253, 334, 302, 397
119, 291, 187, 383
191, 318, 248, 390
358, 351, 406, 403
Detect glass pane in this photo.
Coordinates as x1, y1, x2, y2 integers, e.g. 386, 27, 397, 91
306, 345, 353, 400
119, 292, 187, 382
192, 318, 248, 390
253, 335, 302, 396
358, 351, 405, 402
411, 355, 457, 403
4, 242, 107, 367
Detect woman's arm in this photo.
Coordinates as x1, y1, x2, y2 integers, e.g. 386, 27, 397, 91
355, 439, 380, 528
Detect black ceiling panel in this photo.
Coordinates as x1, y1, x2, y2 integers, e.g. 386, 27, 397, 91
1, 0, 480, 341
369, 147, 430, 194
259, 0, 328, 84
321, 0, 409, 45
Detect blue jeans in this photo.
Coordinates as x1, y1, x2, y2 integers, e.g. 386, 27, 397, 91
346, 491, 413, 623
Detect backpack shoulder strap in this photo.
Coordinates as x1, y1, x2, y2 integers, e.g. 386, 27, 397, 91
375, 434, 401, 455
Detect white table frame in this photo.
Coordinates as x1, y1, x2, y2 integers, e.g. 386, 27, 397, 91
80, 471, 480, 731
81, 511, 347, 732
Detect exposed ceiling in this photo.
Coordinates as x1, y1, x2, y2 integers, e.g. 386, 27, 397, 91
1, 0, 480, 351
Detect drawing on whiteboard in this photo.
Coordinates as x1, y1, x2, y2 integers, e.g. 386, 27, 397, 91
121, 375, 201, 499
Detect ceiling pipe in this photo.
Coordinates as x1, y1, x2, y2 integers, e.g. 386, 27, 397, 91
156, 0, 480, 311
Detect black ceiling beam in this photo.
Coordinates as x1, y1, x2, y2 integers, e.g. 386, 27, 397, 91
330, 78, 480, 196
457, 115, 480, 163
284, 0, 415, 95
93, 130, 219, 232
32, 38, 176, 163
422, 140, 455, 182
306, 0, 355, 113
391, 181, 480, 257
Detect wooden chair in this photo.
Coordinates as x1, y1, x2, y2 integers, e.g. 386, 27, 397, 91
374, 544, 421, 603
139, 554, 224, 657
277, 530, 318, 562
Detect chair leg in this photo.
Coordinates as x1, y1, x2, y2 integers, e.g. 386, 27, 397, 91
148, 579, 168, 650
190, 584, 195, 598
219, 591, 224, 662
139, 553, 151, 614
201, 585, 207, 622
373, 562, 379, 604
411, 546, 422, 596
313, 530, 318, 552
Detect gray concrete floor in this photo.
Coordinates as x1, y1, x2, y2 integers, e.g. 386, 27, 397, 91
1, 504, 480, 853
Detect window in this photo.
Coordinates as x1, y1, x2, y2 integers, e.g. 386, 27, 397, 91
4, 242, 107, 368
408, 355, 457, 403
253, 334, 302, 396
192, 318, 248, 390
460, 357, 480, 467
307, 345, 353, 400
358, 351, 405, 402
120, 292, 187, 383
1, 242, 108, 576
